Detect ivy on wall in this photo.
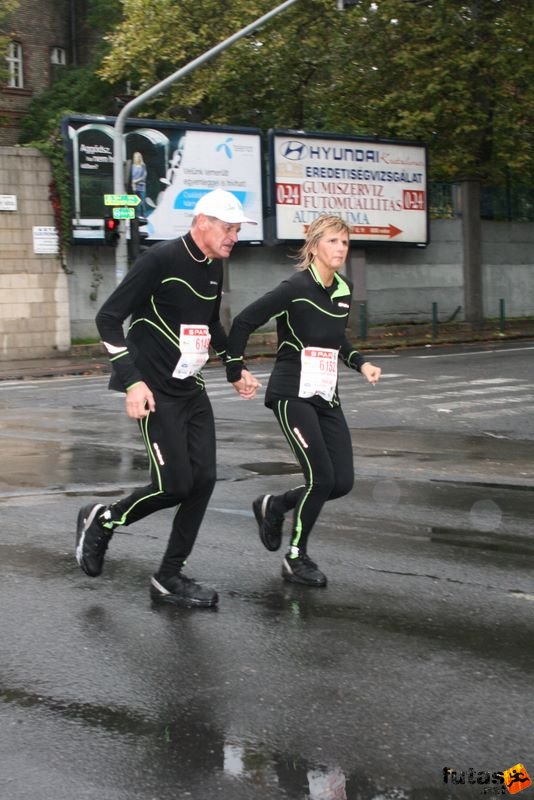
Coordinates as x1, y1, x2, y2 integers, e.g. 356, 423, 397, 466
31, 121, 73, 274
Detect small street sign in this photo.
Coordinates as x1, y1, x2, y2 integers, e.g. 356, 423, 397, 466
104, 194, 141, 206
112, 207, 136, 219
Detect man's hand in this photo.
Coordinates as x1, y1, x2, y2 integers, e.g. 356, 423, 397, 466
361, 362, 382, 385
125, 381, 156, 419
232, 368, 261, 400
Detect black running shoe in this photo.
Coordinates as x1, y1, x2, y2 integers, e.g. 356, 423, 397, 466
75, 503, 112, 577
282, 553, 327, 587
252, 494, 284, 551
150, 574, 219, 608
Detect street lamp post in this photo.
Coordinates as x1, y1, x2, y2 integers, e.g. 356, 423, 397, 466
112, 0, 301, 284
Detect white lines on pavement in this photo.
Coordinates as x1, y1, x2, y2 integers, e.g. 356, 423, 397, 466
0, 375, 108, 391
413, 345, 534, 359
337, 368, 534, 423
469, 378, 523, 384
417, 385, 532, 400
428, 394, 534, 411
373, 376, 425, 384
462, 406, 534, 419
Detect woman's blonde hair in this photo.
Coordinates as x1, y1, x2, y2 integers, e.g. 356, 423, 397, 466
294, 214, 350, 271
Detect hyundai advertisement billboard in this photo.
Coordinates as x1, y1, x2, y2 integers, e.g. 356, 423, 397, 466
269, 129, 428, 246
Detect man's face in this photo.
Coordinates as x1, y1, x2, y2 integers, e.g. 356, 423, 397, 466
196, 216, 241, 259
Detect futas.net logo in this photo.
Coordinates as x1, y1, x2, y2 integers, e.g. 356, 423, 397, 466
443, 763, 532, 795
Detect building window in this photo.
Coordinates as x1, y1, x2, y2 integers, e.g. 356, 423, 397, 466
6, 41, 23, 89
50, 47, 67, 66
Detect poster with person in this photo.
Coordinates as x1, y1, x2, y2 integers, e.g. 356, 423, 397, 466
63, 115, 264, 243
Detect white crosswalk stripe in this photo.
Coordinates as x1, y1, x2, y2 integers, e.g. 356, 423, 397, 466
3, 366, 533, 422
335, 369, 534, 421
204, 368, 534, 421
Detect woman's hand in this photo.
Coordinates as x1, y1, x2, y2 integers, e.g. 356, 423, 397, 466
361, 362, 381, 385
232, 369, 261, 399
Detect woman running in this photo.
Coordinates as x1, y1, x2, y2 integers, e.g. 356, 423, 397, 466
226, 214, 381, 587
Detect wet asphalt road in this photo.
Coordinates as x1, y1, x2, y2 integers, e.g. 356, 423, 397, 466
0, 342, 533, 800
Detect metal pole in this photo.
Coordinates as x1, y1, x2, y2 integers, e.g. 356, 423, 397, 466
431, 301, 438, 340
499, 298, 506, 332
113, 0, 301, 283
359, 302, 368, 341
461, 179, 482, 327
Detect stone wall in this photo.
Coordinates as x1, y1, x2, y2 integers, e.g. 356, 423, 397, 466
0, 147, 70, 360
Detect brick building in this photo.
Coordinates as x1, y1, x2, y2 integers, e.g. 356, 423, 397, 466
0, 0, 89, 145
0, 0, 92, 357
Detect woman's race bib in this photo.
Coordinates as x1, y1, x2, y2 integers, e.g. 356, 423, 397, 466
298, 347, 338, 401
172, 324, 211, 379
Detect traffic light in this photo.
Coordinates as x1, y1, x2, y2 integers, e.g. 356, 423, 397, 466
104, 214, 120, 247
127, 216, 150, 261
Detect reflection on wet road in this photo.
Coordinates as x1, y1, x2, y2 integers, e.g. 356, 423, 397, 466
0, 358, 533, 799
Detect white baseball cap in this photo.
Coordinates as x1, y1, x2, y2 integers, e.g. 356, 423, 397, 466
193, 188, 258, 224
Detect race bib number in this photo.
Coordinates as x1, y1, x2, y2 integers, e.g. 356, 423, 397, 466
298, 347, 338, 401
172, 324, 211, 379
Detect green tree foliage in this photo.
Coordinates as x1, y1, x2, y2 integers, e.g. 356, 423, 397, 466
18, 0, 123, 144
342, 0, 534, 183
18, 67, 118, 143
97, 0, 533, 185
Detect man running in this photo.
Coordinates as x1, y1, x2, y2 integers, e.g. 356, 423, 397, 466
75, 189, 259, 608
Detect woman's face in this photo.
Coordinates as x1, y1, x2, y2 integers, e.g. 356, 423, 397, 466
312, 226, 349, 272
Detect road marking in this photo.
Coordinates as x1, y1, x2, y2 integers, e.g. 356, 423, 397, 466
428, 394, 534, 410
413, 345, 534, 358
417, 386, 532, 400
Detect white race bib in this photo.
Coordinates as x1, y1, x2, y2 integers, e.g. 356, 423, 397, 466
298, 347, 338, 401
172, 324, 211, 379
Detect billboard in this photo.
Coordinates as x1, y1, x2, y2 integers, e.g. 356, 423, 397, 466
269, 129, 428, 245
62, 115, 264, 243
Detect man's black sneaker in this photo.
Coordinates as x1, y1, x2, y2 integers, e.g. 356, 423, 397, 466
282, 553, 327, 587
252, 494, 284, 551
75, 503, 112, 577
150, 574, 219, 608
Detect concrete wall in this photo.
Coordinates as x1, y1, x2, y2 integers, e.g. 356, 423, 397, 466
68, 246, 118, 340
0, 147, 70, 360
482, 221, 534, 318
222, 217, 534, 330
353, 220, 465, 324
69, 217, 534, 340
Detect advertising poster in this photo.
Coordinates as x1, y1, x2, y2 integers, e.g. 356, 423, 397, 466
63, 115, 264, 243
270, 129, 428, 245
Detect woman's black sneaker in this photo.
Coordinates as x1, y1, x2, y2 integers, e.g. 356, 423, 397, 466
150, 574, 218, 608
252, 494, 284, 551
282, 553, 327, 587
75, 504, 113, 577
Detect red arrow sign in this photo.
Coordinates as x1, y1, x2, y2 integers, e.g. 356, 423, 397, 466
349, 224, 402, 238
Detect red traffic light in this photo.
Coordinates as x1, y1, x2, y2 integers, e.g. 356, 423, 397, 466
103, 214, 120, 246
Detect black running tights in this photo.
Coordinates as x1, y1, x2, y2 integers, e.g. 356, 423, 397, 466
272, 399, 354, 553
